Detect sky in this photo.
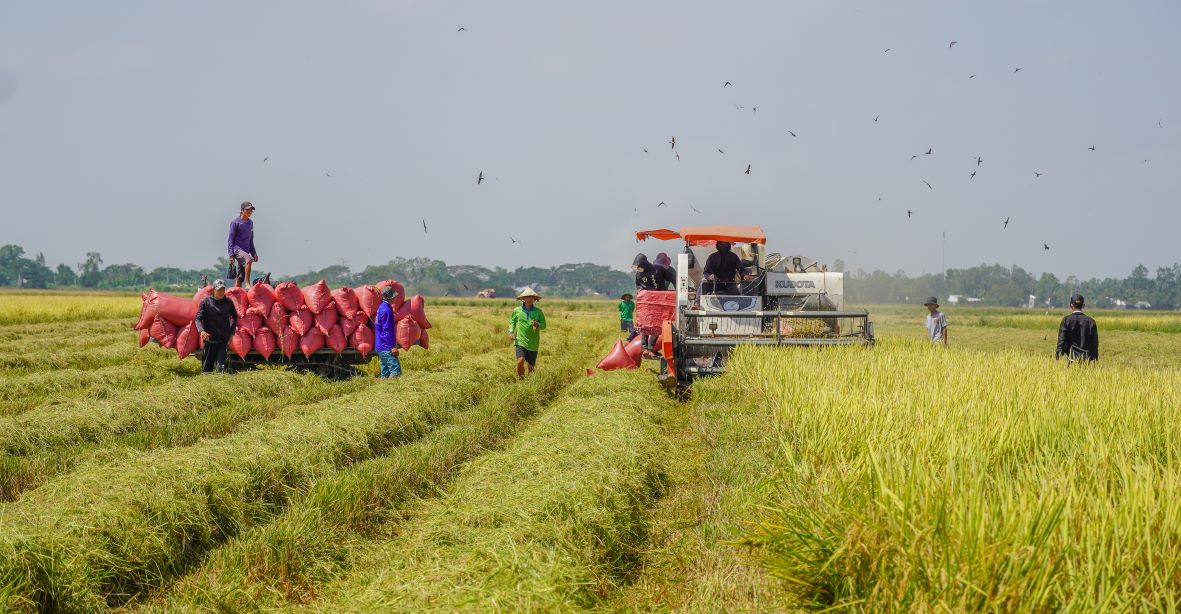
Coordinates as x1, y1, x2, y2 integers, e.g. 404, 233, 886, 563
0, 0, 1177, 280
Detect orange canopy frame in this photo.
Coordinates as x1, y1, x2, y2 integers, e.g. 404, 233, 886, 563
635, 225, 766, 245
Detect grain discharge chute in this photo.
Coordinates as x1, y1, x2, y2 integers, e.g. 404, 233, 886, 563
635, 225, 874, 388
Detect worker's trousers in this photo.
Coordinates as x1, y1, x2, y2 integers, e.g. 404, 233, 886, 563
377, 350, 402, 378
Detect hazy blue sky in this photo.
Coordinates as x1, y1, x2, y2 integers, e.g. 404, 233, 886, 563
0, 1, 1177, 279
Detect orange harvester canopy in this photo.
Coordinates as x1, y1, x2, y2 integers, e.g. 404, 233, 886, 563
634, 225, 766, 245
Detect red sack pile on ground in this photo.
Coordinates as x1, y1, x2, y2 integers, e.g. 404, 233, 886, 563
356, 285, 381, 319
176, 323, 200, 360
289, 305, 314, 336
315, 303, 339, 334
623, 336, 644, 366
254, 327, 277, 360
635, 290, 676, 335
597, 339, 638, 371
351, 324, 374, 357
248, 283, 276, 313
396, 318, 422, 350
274, 281, 304, 311
300, 327, 326, 356
192, 286, 213, 305
301, 280, 333, 314
266, 303, 288, 335
230, 329, 253, 360
331, 287, 359, 320
341, 312, 362, 338
418, 329, 430, 349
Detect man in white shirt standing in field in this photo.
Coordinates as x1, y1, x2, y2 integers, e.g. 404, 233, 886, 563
924, 297, 948, 346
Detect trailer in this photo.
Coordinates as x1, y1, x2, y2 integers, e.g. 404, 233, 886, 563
194, 346, 372, 380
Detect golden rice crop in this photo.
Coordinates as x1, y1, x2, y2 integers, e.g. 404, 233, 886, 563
0, 292, 142, 326
732, 339, 1181, 611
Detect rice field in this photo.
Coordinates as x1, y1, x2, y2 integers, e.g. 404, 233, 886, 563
0, 292, 1178, 612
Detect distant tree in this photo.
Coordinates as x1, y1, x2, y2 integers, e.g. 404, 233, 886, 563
79, 252, 103, 288
55, 263, 77, 287
832, 258, 845, 273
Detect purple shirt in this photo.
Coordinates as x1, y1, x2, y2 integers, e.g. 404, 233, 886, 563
374, 301, 396, 352
228, 217, 256, 258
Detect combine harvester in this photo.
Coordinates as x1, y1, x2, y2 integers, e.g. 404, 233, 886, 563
635, 225, 874, 389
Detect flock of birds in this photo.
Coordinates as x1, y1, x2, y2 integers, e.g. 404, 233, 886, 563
257, 29, 1166, 256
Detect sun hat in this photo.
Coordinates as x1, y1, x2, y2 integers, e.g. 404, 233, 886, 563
923, 296, 939, 306
621, 293, 633, 300
516, 287, 542, 301
212, 279, 227, 291
381, 285, 396, 300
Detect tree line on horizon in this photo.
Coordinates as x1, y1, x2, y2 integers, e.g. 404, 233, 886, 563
0, 244, 1178, 309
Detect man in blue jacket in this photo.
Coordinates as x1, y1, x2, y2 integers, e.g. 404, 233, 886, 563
373, 285, 402, 378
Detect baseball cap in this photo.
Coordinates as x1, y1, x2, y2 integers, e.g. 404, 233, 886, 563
212, 279, 227, 290
240, 201, 256, 211
1070, 293, 1085, 306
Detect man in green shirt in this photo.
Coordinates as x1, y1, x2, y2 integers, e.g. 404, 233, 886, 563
619, 293, 637, 341
508, 287, 547, 378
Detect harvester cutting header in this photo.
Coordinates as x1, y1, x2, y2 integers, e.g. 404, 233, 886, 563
634, 225, 874, 388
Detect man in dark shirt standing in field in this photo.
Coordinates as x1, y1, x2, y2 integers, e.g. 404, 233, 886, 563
194, 279, 239, 373
1056, 294, 1099, 362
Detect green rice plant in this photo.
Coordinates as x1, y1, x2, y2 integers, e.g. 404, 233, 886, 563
0, 293, 142, 326
732, 339, 1181, 611
0, 350, 521, 612
293, 371, 670, 613
129, 320, 611, 612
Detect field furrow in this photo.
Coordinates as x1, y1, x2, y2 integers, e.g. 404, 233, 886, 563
283, 371, 670, 613
127, 322, 612, 612
0, 362, 198, 416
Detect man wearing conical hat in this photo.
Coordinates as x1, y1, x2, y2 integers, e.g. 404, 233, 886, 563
508, 287, 547, 378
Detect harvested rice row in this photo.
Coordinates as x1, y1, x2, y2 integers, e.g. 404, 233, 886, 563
131, 322, 611, 613
0, 318, 131, 342
0, 329, 132, 357
292, 371, 670, 613
0, 370, 369, 500
0, 362, 197, 416
0, 349, 521, 613
0, 342, 163, 373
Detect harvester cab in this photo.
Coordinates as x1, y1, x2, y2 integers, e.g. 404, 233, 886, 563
635, 225, 874, 388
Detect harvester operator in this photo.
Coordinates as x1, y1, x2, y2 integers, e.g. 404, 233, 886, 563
703, 241, 743, 295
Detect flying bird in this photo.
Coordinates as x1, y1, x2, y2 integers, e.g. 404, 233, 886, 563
969, 74, 976, 79
976, 156, 983, 166
752, 106, 759, 114
325, 172, 331, 177
457, 27, 466, 32
745, 164, 751, 175
788, 130, 797, 137
675, 152, 680, 161
510, 237, 522, 245
907, 210, 912, 218
1043, 243, 1050, 250
1159, 119, 1164, 128
717, 148, 724, 154
262, 156, 268, 163
910, 155, 918, 160
657, 201, 667, 207
723, 81, 732, 88
1003, 217, 1010, 229
1088, 145, 1095, 151
1034, 171, 1043, 177
949, 41, 958, 48
969, 171, 976, 179
873, 115, 880, 122
883, 48, 891, 53
643, 148, 648, 153
735, 105, 745, 110
670, 136, 676, 149
477, 171, 484, 184
1013, 67, 1022, 73
422, 219, 428, 233
1143, 159, 1151, 163
690, 206, 702, 214
924, 148, 932, 155
923, 180, 933, 189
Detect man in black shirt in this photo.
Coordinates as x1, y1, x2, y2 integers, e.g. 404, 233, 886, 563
703, 241, 742, 294
1056, 294, 1099, 362
194, 279, 239, 372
